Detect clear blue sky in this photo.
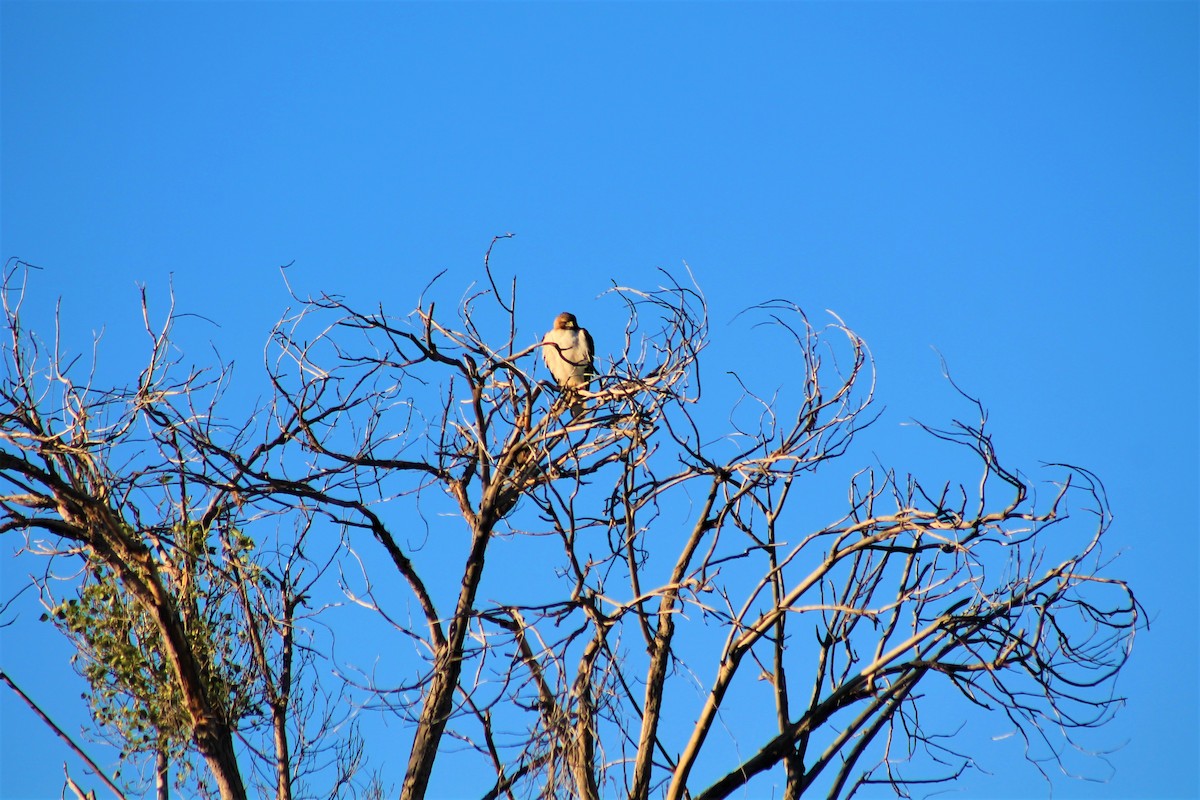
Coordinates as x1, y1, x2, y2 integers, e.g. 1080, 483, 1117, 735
1, 2, 1196, 799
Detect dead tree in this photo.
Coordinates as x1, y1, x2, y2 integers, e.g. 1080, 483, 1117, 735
1, 251, 1140, 800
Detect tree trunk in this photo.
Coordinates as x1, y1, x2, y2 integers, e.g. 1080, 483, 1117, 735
399, 519, 492, 800
156, 748, 169, 800
273, 702, 293, 800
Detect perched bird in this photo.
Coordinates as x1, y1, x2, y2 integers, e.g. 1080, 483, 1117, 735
542, 311, 595, 416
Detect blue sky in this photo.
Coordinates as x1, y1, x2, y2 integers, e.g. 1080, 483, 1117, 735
1, 2, 1196, 799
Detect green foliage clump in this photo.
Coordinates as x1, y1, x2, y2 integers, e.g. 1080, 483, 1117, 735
44, 521, 263, 775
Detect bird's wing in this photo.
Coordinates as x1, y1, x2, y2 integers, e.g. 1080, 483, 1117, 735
581, 327, 596, 376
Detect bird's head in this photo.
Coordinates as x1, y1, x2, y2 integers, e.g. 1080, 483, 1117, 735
554, 312, 579, 330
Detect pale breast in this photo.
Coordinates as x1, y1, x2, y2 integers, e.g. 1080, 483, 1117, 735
543, 328, 588, 387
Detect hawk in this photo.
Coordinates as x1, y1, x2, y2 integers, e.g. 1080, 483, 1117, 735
542, 311, 595, 416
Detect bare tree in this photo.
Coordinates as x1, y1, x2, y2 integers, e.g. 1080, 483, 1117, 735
0, 260, 359, 800
0, 251, 1140, 800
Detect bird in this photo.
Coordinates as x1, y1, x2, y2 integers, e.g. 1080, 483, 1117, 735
542, 311, 595, 416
